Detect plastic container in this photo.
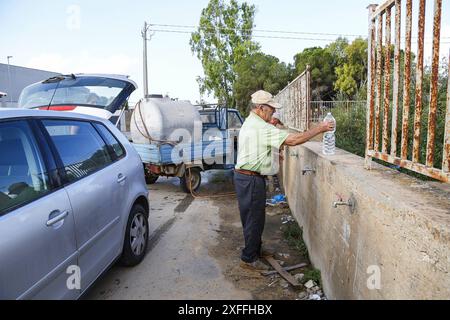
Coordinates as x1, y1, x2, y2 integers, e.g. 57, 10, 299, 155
130, 97, 202, 145
322, 112, 336, 155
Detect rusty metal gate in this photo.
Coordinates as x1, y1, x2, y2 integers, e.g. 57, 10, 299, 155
274, 66, 311, 132
365, 0, 450, 183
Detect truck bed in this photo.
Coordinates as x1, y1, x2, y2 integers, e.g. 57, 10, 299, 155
132, 139, 234, 165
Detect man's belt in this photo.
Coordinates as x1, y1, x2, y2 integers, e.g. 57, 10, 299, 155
235, 169, 261, 176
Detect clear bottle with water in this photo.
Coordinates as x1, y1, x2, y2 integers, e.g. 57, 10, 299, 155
322, 112, 336, 155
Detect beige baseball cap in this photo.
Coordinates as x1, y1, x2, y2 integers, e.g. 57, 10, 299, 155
251, 90, 282, 109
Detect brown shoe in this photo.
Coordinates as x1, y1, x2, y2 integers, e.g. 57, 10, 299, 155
240, 259, 270, 271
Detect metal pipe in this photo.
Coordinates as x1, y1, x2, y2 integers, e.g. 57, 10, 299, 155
401, 0, 413, 160
332, 195, 356, 214
391, 0, 401, 157
375, 14, 384, 152
412, 0, 426, 163
371, 0, 396, 20
365, 4, 378, 169
368, 150, 450, 182
382, 7, 392, 154
142, 22, 149, 98
426, 0, 442, 167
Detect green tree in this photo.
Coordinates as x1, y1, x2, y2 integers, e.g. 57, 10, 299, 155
233, 52, 293, 115
327, 37, 349, 66
334, 38, 368, 98
190, 0, 260, 106
294, 47, 336, 100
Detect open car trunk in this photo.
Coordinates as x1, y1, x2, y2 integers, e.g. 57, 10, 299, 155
18, 74, 137, 121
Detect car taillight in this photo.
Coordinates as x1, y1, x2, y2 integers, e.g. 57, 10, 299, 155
39, 106, 77, 111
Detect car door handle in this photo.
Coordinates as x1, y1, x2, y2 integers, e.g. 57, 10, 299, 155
46, 210, 69, 227
117, 174, 127, 183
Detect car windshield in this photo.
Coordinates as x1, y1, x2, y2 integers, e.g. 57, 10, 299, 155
19, 77, 128, 110
200, 111, 216, 124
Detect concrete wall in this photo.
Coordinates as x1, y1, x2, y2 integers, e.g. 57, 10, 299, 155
280, 141, 450, 300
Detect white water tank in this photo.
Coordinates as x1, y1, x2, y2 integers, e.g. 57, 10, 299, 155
130, 97, 202, 144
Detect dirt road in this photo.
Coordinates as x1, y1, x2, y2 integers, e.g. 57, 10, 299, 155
86, 170, 314, 300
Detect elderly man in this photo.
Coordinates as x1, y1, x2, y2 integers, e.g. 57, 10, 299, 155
234, 90, 334, 270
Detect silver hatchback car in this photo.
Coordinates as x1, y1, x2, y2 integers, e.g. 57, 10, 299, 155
0, 109, 149, 299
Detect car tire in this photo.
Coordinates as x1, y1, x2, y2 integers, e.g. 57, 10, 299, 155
119, 204, 149, 267
180, 167, 201, 193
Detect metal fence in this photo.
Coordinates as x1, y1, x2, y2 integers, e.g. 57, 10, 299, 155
310, 101, 367, 123
274, 66, 311, 132
365, 0, 449, 183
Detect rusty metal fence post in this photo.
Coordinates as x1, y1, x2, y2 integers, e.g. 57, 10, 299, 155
366, 4, 378, 169
365, 0, 449, 183
274, 65, 311, 132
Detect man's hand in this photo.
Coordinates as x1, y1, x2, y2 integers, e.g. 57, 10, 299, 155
319, 120, 335, 133
283, 120, 335, 147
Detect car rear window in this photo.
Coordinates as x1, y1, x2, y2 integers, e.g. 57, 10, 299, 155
19, 77, 127, 110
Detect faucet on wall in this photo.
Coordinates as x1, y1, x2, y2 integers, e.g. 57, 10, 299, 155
302, 166, 316, 175
333, 193, 356, 214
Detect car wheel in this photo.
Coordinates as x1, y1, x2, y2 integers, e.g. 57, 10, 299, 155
120, 204, 149, 267
180, 167, 201, 193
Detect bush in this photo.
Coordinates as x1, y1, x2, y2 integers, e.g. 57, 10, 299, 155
333, 103, 367, 157
282, 222, 308, 259
303, 268, 322, 286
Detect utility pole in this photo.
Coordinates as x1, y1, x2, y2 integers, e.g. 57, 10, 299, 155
141, 22, 154, 99
7, 56, 13, 104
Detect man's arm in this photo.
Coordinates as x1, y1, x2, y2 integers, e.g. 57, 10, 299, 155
283, 121, 334, 147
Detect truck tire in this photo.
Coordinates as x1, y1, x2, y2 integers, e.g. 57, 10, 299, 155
145, 173, 159, 184
144, 164, 159, 184
180, 167, 201, 193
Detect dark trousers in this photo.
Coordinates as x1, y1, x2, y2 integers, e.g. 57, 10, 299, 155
234, 171, 266, 263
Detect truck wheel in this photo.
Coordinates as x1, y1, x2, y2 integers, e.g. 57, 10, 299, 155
144, 164, 159, 184
119, 204, 149, 267
145, 173, 159, 184
180, 168, 201, 193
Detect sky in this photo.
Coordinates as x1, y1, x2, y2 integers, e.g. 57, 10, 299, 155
1, 0, 449, 105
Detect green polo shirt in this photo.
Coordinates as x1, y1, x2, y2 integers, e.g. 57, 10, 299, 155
235, 112, 289, 175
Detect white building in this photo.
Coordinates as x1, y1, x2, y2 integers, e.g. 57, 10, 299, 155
0, 63, 60, 108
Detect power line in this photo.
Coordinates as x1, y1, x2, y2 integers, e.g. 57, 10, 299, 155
149, 28, 337, 41
150, 24, 450, 44
149, 23, 365, 38
149, 28, 450, 44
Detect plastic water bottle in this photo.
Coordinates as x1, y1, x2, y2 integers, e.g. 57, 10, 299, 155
322, 112, 336, 155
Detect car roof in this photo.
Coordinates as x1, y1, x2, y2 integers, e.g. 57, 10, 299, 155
71, 73, 138, 89
0, 108, 107, 122
32, 73, 138, 90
